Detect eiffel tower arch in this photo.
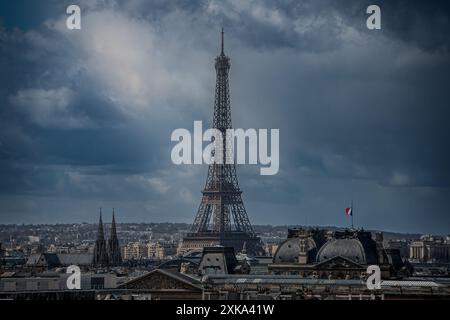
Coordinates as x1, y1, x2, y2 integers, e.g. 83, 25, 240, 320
180, 30, 264, 256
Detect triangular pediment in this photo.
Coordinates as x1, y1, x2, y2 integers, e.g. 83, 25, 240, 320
119, 269, 202, 291
315, 255, 364, 269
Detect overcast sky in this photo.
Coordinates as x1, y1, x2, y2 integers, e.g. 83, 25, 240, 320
0, 0, 449, 234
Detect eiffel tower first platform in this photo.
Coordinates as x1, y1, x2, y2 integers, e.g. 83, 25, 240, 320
180, 30, 265, 256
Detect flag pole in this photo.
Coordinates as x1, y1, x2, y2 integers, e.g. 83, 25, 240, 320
351, 200, 354, 229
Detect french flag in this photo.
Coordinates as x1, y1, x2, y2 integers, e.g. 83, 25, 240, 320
345, 207, 352, 216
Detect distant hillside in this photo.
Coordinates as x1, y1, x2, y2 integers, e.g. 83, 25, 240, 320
253, 224, 423, 240
0, 222, 425, 242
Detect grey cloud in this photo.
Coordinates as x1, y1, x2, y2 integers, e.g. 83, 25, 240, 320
0, 0, 449, 234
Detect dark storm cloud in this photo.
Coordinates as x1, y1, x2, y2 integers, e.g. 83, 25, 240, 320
0, 0, 449, 234
334, 0, 450, 51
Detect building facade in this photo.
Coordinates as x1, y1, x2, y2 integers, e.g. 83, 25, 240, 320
93, 210, 122, 267
409, 235, 450, 263
268, 228, 407, 279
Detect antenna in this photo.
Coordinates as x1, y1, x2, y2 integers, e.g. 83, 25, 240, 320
221, 28, 224, 55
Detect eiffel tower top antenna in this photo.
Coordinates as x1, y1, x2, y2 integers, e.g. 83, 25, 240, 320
221, 28, 224, 55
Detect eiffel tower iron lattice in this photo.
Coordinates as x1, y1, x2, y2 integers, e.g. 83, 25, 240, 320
181, 30, 264, 256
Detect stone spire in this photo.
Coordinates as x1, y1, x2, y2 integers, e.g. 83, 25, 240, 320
93, 208, 109, 267
108, 209, 122, 266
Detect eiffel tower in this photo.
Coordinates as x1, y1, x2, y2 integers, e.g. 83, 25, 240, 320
180, 30, 264, 256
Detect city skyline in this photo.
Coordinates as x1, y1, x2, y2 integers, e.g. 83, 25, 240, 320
0, 0, 449, 235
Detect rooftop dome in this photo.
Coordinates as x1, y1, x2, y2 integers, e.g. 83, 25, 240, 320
273, 237, 318, 264
274, 238, 301, 263
316, 238, 367, 264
